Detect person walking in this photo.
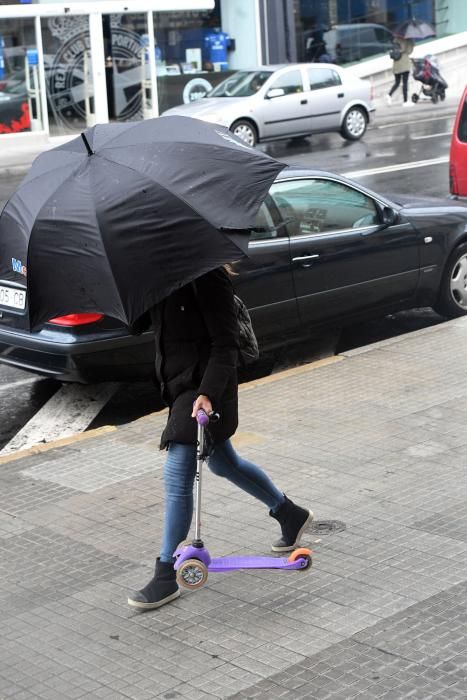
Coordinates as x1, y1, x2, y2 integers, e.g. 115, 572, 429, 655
128, 267, 313, 610
386, 37, 415, 107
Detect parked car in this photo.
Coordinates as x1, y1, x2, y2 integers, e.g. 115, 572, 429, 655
161, 63, 374, 147
1, 167, 467, 384
449, 85, 467, 198
323, 23, 394, 64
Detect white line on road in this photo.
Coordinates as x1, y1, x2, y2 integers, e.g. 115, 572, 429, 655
376, 114, 455, 130
0, 377, 37, 391
344, 155, 449, 178
0, 382, 119, 455
412, 131, 452, 140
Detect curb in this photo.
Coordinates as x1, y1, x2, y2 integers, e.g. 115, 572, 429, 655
0, 424, 116, 466
0, 355, 343, 466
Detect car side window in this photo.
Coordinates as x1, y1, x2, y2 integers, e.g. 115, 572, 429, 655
251, 198, 285, 241
270, 179, 380, 236
458, 99, 467, 143
269, 70, 303, 95
308, 68, 341, 90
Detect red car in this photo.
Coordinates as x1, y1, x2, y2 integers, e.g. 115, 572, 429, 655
449, 86, 467, 197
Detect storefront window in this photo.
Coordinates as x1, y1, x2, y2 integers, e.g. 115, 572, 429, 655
0, 18, 37, 134
102, 13, 149, 122
153, 8, 233, 114
41, 15, 94, 136
293, 0, 436, 65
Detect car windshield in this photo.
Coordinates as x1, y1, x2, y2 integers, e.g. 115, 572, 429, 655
209, 70, 273, 97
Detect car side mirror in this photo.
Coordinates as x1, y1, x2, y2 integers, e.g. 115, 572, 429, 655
266, 88, 285, 99
381, 206, 398, 227
360, 205, 398, 236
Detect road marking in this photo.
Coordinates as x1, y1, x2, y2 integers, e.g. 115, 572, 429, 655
412, 131, 452, 140
344, 155, 448, 178
0, 377, 37, 391
0, 382, 119, 455
376, 114, 455, 130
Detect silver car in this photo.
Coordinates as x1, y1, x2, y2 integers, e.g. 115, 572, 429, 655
162, 63, 375, 147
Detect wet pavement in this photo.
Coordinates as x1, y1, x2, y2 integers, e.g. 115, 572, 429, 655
0, 317, 466, 699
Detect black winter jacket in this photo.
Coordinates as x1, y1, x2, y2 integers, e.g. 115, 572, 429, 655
150, 267, 240, 449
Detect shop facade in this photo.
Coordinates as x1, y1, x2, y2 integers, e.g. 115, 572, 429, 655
0, 0, 261, 137
1, 0, 466, 140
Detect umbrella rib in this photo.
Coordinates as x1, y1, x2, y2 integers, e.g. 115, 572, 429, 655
97, 152, 233, 231
18, 157, 85, 189
85, 170, 127, 321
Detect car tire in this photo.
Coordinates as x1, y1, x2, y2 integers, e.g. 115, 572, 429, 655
434, 243, 467, 318
340, 106, 367, 140
231, 120, 258, 147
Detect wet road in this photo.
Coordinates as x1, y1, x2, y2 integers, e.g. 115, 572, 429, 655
0, 100, 459, 449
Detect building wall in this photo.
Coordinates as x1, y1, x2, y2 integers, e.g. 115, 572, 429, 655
219, 0, 259, 69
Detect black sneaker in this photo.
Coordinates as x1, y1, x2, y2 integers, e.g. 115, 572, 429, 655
128, 558, 180, 610
269, 495, 313, 552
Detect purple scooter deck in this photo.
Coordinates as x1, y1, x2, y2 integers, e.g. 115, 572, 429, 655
208, 555, 307, 571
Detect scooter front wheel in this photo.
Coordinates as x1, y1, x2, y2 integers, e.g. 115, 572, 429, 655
288, 547, 312, 569
176, 559, 209, 589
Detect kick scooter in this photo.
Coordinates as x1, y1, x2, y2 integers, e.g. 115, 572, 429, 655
173, 409, 312, 590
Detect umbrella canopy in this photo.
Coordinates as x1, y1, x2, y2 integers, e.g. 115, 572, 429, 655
0, 116, 285, 330
393, 18, 436, 41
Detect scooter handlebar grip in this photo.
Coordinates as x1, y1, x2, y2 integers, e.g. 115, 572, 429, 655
196, 409, 210, 426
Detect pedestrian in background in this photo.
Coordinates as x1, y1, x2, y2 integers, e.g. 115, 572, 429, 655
386, 37, 415, 107
128, 266, 313, 610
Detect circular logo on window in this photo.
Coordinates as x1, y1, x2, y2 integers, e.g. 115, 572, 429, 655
47, 16, 145, 128
182, 78, 213, 104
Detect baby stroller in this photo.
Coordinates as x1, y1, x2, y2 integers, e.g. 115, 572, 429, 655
411, 55, 448, 104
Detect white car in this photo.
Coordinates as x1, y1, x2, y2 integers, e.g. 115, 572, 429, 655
162, 63, 375, 147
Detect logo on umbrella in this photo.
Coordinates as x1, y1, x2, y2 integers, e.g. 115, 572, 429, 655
11, 258, 27, 276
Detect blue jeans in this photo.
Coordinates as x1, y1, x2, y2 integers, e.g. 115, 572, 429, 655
160, 440, 284, 562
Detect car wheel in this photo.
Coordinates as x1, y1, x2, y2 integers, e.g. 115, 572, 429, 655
231, 120, 258, 147
340, 106, 367, 140
434, 243, 467, 318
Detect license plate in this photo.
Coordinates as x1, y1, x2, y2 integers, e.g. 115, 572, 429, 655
0, 284, 26, 310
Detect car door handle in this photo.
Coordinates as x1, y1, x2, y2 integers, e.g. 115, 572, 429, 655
337, 93, 344, 98
300, 99, 308, 105
292, 254, 320, 268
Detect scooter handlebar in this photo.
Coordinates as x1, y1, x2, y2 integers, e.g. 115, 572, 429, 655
196, 409, 210, 426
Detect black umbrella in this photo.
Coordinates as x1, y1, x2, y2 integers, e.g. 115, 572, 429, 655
0, 116, 285, 330
393, 18, 436, 41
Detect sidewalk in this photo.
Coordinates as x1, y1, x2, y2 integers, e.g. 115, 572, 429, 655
1, 318, 467, 700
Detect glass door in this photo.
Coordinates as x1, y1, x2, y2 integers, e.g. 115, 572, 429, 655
41, 14, 95, 136
102, 12, 151, 122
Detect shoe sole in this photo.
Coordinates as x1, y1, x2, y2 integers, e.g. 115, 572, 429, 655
127, 589, 180, 610
271, 510, 314, 552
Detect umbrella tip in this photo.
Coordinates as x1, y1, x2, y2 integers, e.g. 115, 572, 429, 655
81, 132, 94, 156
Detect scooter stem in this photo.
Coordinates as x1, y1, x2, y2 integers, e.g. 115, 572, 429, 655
194, 420, 204, 542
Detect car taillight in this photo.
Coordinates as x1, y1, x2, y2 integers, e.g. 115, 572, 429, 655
48, 313, 104, 326
449, 163, 458, 195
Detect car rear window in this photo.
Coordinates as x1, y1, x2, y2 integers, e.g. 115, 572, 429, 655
458, 98, 467, 143
308, 67, 341, 90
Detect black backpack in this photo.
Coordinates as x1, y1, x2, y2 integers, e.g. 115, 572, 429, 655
191, 282, 259, 367
389, 42, 402, 61
234, 293, 259, 366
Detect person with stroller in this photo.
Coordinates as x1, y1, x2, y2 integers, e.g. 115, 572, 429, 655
128, 266, 313, 610
386, 36, 415, 107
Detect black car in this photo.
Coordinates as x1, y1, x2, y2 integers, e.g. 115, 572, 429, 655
1, 167, 467, 383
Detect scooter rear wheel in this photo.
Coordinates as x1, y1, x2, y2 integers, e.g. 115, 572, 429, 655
176, 559, 209, 589
288, 547, 312, 569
